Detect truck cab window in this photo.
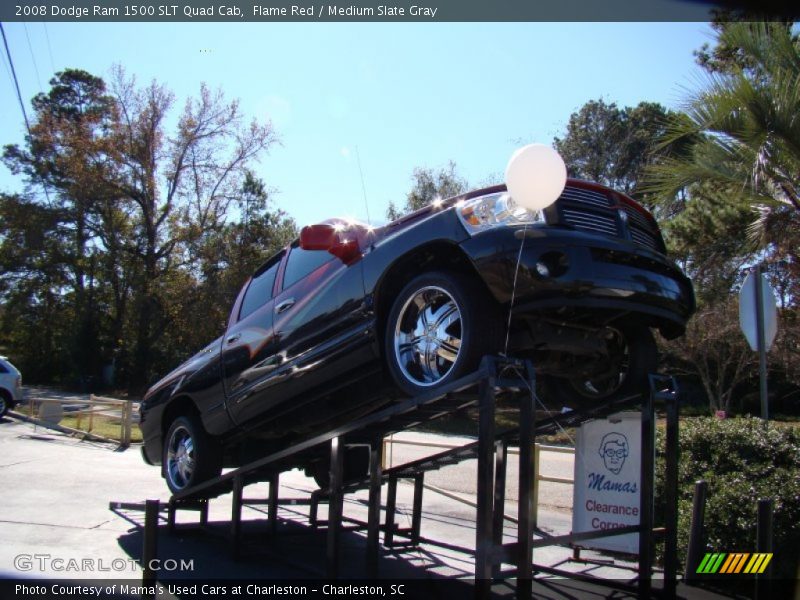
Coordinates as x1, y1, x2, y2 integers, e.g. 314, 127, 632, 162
282, 245, 334, 290
239, 260, 281, 320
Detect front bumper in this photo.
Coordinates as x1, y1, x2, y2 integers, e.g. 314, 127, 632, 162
461, 226, 695, 337
140, 428, 162, 465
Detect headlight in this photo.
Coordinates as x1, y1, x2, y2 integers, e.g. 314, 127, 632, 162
456, 192, 545, 235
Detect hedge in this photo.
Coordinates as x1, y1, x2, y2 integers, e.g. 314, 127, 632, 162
655, 417, 800, 579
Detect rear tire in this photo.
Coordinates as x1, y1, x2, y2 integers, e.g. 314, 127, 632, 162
0, 391, 9, 418
163, 414, 222, 494
310, 445, 371, 490
545, 324, 657, 408
385, 270, 503, 397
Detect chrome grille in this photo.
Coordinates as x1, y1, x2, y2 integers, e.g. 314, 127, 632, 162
623, 205, 652, 230
561, 209, 619, 236
556, 185, 664, 253
559, 186, 610, 209
630, 228, 658, 249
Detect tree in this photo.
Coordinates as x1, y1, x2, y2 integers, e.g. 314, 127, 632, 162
553, 99, 676, 209
645, 21, 800, 413
646, 23, 800, 256
386, 162, 467, 220
659, 183, 753, 306
106, 67, 278, 389
694, 15, 797, 75
3, 69, 118, 382
0, 67, 285, 392
0, 193, 73, 382
185, 171, 297, 349
663, 298, 754, 413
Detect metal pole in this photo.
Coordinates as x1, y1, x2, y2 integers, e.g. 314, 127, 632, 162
384, 477, 397, 547
200, 499, 208, 526
326, 436, 344, 578
231, 476, 243, 559
309, 492, 319, 528
142, 499, 159, 590
492, 439, 507, 579
268, 473, 279, 535
755, 265, 769, 420
167, 499, 176, 533
638, 387, 654, 598
367, 439, 382, 576
475, 361, 496, 599
755, 498, 773, 599
517, 364, 535, 600
411, 473, 424, 544
683, 480, 708, 583
663, 386, 679, 600
532, 443, 541, 530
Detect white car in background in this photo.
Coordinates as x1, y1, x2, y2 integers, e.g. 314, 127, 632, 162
0, 356, 23, 417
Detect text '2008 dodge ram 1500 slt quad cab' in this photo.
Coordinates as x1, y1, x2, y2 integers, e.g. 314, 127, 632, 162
140, 178, 695, 494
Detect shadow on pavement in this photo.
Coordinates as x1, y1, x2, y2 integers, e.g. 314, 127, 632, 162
113, 514, 701, 599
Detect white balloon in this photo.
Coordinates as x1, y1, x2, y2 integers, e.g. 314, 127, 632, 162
505, 144, 568, 211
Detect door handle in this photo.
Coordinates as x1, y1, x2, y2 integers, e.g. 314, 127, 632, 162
275, 298, 295, 314
226, 333, 241, 344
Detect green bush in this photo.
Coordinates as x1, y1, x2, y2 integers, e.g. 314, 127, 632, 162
656, 417, 800, 579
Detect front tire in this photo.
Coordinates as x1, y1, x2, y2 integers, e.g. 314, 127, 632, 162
163, 414, 222, 494
385, 271, 503, 397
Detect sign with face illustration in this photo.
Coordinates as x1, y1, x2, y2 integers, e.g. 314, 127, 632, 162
572, 412, 643, 553
599, 432, 629, 474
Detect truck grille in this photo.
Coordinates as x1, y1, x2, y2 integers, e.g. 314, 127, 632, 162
561, 209, 618, 237
554, 185, 664, 253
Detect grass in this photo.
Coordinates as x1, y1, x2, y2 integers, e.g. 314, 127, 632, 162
58, 413, 143, 443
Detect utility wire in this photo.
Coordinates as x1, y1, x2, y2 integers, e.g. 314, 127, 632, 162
22, 22, 42, 92
0, 22, 51, 203
42, 23, 56, 75
0, 33, 14, 85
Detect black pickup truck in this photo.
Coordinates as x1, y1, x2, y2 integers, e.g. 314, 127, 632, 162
140, 180, 695, 493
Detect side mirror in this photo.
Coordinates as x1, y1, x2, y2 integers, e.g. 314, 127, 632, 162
300, 223, 337, 251
299, 223, 362, 264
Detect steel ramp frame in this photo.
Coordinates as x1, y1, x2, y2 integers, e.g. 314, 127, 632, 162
109, 358, 681, 600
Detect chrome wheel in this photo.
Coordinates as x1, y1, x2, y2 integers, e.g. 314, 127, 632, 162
166, 424, 195, 491
393, 286, 463, 387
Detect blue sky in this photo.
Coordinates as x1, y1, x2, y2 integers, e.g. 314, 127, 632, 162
0, 22, 714, 227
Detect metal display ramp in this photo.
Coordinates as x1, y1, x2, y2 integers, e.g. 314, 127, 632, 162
111, 356, 680, 599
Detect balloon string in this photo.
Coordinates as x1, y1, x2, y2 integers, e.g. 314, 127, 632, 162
503, 223, 527, 356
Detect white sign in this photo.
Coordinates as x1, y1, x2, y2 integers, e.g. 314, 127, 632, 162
572, 412, 642, 553
739, 271, 778, 352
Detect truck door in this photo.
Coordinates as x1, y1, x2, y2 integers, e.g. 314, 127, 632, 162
222, 251, 284, 426
263, 239, 372, 409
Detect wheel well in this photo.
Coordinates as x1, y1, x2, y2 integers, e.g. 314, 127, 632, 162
161, 395, 199, 437
0, 388, 11, 405
374, 241, 491, 359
